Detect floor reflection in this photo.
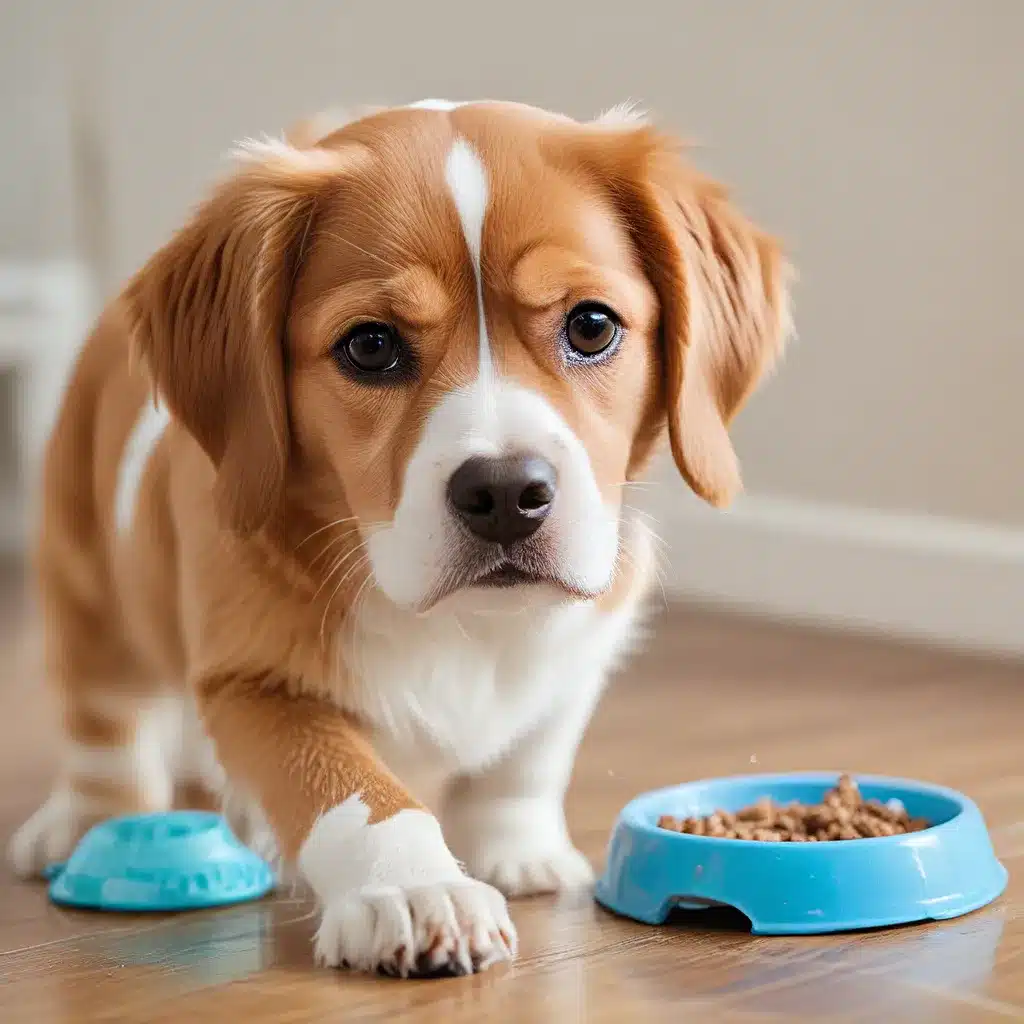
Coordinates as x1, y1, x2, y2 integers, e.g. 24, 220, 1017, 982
89, 903, 278, 987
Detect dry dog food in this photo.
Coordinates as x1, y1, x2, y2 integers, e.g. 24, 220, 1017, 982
658, 774, 930, 841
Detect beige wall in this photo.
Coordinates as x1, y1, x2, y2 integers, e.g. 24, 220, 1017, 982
0, 1, 76, 261
9, 0, 1023, 527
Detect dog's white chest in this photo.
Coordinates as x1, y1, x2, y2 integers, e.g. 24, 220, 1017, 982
340, 592, 631, 774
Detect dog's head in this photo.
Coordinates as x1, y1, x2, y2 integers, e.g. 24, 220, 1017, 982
125, 101, 790, 612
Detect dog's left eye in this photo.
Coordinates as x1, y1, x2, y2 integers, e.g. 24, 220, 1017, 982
335, 322, 403, 374
565, 303, 622, 359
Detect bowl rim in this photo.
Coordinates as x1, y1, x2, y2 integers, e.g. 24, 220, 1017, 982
620, 771, 980, 850
96, 810, 225, 833
49, 811, 261, 879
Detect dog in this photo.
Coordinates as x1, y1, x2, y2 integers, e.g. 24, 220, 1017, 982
9, 100, 789, 976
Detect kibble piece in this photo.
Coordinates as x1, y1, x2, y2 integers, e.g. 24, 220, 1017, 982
735, 798, 769, 823
803, 809, 830, 833
866, 798, 902, 825
836, 773, 861, 807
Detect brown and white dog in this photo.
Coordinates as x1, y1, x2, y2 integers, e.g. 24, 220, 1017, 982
9, 100, 789, 976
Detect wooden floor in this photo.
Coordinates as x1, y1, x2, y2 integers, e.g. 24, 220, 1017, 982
1, 567, 1022, 1022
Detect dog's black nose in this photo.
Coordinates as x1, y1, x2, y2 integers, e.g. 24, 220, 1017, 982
447, 454, 557, 545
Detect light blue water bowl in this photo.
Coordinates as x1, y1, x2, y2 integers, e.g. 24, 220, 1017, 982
47, 811, 275, 912
595, 772, 1007, 935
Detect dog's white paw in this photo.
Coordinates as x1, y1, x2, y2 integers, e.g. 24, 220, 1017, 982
8, 789, 88, 878
469, 843, 595, 898
300, 799, 518, 977
444, 795, 594, 898
314, 878, 516, 977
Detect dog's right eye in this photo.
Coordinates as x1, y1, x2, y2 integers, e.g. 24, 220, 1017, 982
334, 322, 403, 375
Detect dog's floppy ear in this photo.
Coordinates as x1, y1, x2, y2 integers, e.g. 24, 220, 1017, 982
123, 139, 360, 535
577, 122, 792, 506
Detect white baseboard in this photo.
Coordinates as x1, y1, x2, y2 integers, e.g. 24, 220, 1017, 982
650, 491, 1024, 658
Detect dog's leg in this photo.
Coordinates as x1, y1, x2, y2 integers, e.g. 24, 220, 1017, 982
9, 689, 176, 876
11, 469, 181, 877
198, 675, 516, 977
172, 696, 226, 812
441, 675, 606, 899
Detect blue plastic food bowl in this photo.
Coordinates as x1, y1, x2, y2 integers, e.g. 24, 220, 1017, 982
48, 811, 275, 912
595, 772, 1007, 935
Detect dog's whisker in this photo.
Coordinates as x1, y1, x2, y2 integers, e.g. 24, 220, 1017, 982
320, 554, 372, 646
311, 543, 368, 606
308, 526, 366, 570
341, 570, 377, 707
295, 515, 363, 551
623, 503, 662, 528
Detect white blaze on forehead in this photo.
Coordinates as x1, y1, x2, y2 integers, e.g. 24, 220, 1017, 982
444, 139, 493, 383
407, 98, 575, 122
408, 98, 464, 111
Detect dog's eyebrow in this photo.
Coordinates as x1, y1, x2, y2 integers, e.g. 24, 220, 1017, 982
384, 267, 454, 329
510, 244, 644, 316
509, 243, 572, 309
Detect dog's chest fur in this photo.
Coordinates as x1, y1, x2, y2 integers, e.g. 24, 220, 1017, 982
339, 588, 641, 776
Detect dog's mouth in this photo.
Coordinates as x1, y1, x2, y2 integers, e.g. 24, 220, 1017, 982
420, 543, 592, 610
475, 563, 546, 589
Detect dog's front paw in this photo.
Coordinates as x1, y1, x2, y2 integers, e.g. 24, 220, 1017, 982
8, 789, 91, 878
444, 796, 594, 898
315, 878, 516, 977
469, 844, 595, 898
300, 799, 517, 977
